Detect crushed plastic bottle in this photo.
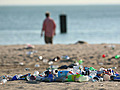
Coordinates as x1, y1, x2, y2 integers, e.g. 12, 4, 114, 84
77, 76, 89, 82
73, 66, 80, 74
43, 59, 48, 64
34, 64, 40, 68
61, 55, 70, 59
89, 71, 97, 78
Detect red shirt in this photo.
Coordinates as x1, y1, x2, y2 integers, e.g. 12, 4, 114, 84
42, 17, 56, 37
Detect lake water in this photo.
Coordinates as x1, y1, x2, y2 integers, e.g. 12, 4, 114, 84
0, 5, 120, 45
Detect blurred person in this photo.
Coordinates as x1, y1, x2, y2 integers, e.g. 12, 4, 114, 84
41, 12, 56, 44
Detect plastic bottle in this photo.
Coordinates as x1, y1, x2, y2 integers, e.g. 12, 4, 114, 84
89, 71, 97, 78
77, 76, 89, 82
73, 66, 80, 74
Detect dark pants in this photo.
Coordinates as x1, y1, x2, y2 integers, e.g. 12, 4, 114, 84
45, 36, 53, 44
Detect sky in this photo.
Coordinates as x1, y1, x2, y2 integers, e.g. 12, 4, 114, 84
0, 0, 120, 6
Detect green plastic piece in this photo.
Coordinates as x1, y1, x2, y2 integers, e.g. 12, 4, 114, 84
115, 55, 120, 59
66, 74, 83, 82
89, 67, 96, 71
79, 60, 83, 64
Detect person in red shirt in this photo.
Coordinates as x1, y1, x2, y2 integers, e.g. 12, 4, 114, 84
41, 12, 56, 44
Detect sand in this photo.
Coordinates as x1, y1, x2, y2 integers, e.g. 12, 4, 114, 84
0, 43, 120, 90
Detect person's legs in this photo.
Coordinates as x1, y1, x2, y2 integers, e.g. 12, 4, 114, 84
45, 36, 49, 44
49, 37, 53, 44
45, 36, 53, 44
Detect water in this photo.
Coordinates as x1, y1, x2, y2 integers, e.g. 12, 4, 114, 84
0, 5, 120, 45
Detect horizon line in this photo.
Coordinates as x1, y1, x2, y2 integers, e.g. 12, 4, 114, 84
0, 3, 120, 6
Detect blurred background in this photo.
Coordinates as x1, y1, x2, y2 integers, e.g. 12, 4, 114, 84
0, 0, 120, 45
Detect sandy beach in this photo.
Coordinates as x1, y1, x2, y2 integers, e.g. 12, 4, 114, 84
0, 43, 120, 90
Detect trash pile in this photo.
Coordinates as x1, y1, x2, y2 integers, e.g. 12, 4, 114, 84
1, 44, 120, 84
0, 59, 120, 84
